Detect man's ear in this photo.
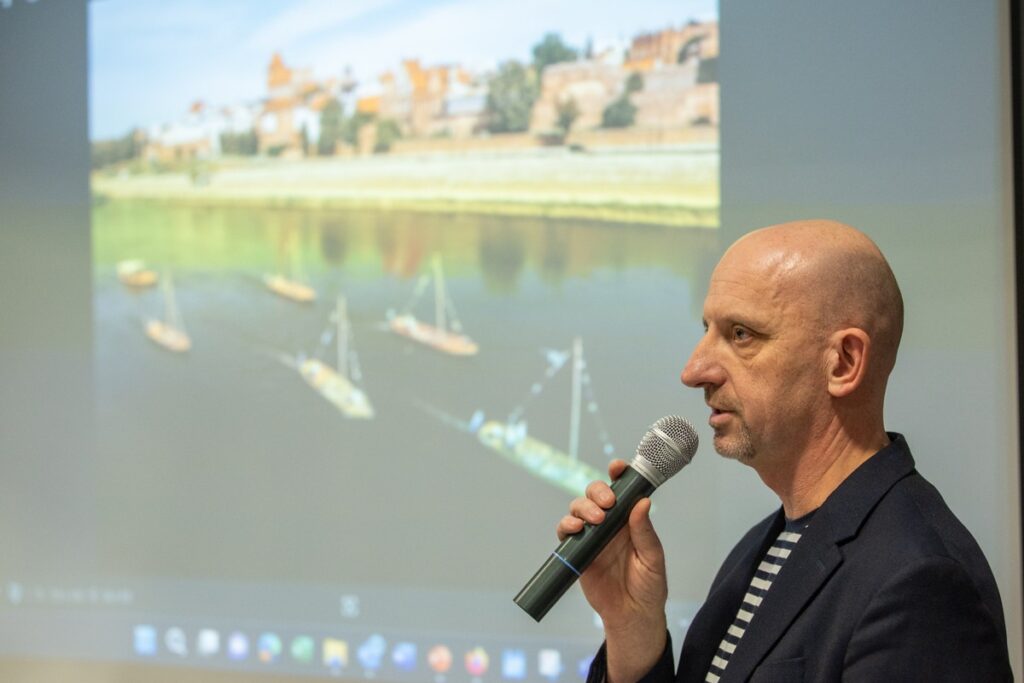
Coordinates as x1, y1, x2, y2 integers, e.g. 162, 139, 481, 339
826, 328, 870, 398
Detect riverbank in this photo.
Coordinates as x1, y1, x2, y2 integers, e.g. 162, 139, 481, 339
92, 146, 720, 228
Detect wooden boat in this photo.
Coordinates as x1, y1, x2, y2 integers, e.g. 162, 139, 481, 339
117, 259, 158, 288
388, 255, 478, 356
475, 338, 610, 496
145, 272, 191, 353
297, 295, 374, 419
264, 273, 316, 303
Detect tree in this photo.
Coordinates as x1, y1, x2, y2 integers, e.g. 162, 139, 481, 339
601, 74, 643, 129
374, 119, 402, 153
339, 111, 373, 147
91, 130, 139, 169
532, 33, 578, 73
220, 129, 258, 156
555, 97, 579, 135
318, 98, 343, 155
485, 61, 539, 134
625, 72, 644, 95
601, 96, 636, 129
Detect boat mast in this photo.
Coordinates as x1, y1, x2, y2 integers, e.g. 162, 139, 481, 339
433, 255, 447, 333
568, 337, 582, 462
164, 271, 183, 331
337, 295, 348, 380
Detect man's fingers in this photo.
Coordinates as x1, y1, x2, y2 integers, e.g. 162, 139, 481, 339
556, 514, 584, 541
570, 495, 608, 525
627, 498, 664, 560
586, 480, 616, 508
607, 459, 629, 481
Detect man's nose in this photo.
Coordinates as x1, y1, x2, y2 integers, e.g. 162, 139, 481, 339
681, 334, 717, 388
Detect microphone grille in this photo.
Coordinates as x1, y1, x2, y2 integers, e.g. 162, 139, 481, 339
635, 415, 698, 481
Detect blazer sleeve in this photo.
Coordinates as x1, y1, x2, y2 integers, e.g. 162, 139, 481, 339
842, 556, 1012, 681
586, 633, 678, 683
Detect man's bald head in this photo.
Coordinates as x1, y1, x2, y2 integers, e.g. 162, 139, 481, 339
725, 219, 904, 384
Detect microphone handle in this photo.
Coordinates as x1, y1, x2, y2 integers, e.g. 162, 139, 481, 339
513, 466, 656, 622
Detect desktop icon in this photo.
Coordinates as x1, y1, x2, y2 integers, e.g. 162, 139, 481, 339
391, 641, 417, 672
501, 649, 527, 679
427, 644, 453, 674
465, 647, 489, 676
538, 649, 563, 680
323, 638, 349, 669
258, 632, 282, 663
165, 627, 188, 657
133, 625, 157, 656
357, 634, 387, 670
227, 632, 249, 661
197, 629, 220, 657
291, 635, 315, 664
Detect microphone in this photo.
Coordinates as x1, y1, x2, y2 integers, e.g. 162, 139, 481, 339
514, 416, 698, 622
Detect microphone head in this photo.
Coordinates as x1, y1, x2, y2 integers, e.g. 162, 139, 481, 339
632, 416, 698, 487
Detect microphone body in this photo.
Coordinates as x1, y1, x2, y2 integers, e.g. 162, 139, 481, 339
513, 465, 655, 621
514, 416, 697, 622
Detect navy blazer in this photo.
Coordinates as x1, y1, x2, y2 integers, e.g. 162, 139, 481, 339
590, 435, 1013, 682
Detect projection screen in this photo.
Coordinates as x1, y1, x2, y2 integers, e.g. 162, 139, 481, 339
0, 0, 1020, 680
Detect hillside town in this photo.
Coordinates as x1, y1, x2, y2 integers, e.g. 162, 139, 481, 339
99, 21, 717, 167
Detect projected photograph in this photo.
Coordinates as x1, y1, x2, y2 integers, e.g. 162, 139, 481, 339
88, 0, 720, 675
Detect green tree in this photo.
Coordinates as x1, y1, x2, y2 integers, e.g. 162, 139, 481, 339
555, 97, 579, 135
374, 119, 402, 153
485, 61, 539, 134
91, 130, 138, 169
601, 96, 636, 129
318, 98, 344, 155
220, 129, 258, 156
342, 111, 374, 146
625, 72, 644, 95
532, 33, 578, 73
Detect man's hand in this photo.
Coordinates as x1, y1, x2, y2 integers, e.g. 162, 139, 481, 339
557, 459, 669, 683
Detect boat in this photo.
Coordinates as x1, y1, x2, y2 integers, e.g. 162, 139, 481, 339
263, 273, 316, 303
387, 255, 478, 356
117, 259, 158, 288
475, 338, 612, 496
296, 295, 374, 419
264, 236, 316, 303
145, 272, 191, 353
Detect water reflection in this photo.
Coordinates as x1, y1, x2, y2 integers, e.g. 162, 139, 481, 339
96, 202, 719, 289
92, 200, 719, 586
478, 222, 527, 294
318, 219, 348, 266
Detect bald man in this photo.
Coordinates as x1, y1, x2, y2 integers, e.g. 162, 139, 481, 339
562, 221, 1012, 681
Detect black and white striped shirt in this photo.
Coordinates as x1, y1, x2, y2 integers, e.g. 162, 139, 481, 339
705, 513, 813, 683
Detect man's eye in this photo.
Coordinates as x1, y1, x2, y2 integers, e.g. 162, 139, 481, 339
733, 326, 750, 341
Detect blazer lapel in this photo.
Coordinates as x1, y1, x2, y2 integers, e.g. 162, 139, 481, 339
677, 513, 783, 681
718, 516, 842, 682
718, 435, 917, 682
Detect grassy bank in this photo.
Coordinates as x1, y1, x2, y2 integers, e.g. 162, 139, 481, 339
93, 146, 720, 229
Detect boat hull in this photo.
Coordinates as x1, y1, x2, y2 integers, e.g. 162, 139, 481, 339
264, 274, 316, 303
145, 320, 191, 353
477, 421, 603, 496
299, 359, 374, 419
389, 314, 479, 356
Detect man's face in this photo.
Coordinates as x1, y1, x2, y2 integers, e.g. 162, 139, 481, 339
680, 244, 827, 463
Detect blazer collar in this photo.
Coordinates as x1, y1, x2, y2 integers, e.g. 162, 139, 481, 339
717, 434, 916, 682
